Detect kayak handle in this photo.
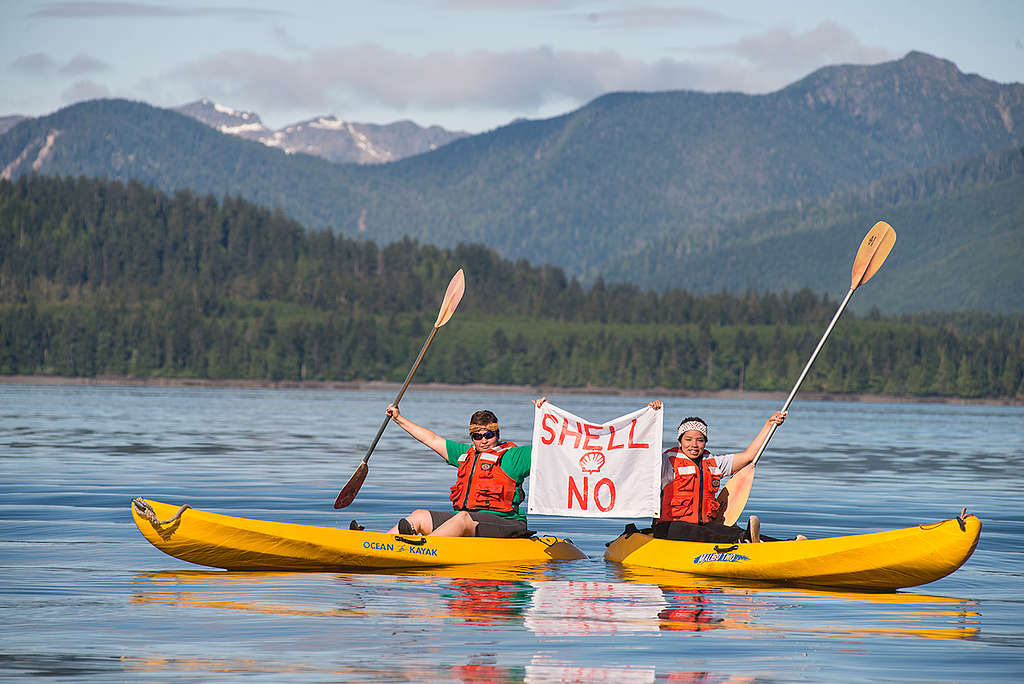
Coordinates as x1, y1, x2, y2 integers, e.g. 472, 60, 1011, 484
532, 535, 564, 547
713, 545, 739, 553
132, 497, 191, 526
956, 507, 970, 531
395, 535, 428, 546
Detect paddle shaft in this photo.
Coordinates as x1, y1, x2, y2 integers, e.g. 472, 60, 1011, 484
334, 268, 466, 509
718, 222, 895, 526
750, 285, 855, 467
750, 221, 894, 465
359, 324, 440, 465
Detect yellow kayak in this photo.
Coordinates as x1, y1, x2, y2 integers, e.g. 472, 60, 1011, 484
604, 512, 980, 590
131, 498, 586, 571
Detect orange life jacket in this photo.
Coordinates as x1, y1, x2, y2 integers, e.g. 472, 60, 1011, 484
449, 441, 520, 513
658, 447, 723, 523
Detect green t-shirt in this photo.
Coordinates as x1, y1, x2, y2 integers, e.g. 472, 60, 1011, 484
445, 439, 532, 522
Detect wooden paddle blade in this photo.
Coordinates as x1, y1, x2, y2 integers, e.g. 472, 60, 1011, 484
850, 221, 897, 290
858, 222, 896, 287
717, 462, 756, 527
434, 269, 466, 327
333, 462, 368, 509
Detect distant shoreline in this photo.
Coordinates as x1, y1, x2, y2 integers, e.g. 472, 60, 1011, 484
2, 375, 1020, 407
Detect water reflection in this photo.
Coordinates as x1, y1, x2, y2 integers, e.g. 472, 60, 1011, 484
454, 656, 752, 684
524, 581, 666, 634
132, 565, 979, 643
118, 653, 738, 683
446, 579, 533, 626
524, 654, 657, 683
119, 652, 738, 683
616, 567, 981, 641
657, 585, 732, 632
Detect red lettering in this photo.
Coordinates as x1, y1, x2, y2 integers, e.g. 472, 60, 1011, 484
582, 423, 603, 450
606, 424, 625, 450
595, 478, 616, 512
627, 418, 650, 449
559, 418, 583, 449
568, 476, 588, 509
540, 413, 557, 445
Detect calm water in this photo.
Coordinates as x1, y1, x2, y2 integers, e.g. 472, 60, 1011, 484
1, 383, 1022, 682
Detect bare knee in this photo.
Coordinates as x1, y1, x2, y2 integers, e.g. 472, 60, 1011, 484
453, 511, 478, 534
407, 509, 434, 533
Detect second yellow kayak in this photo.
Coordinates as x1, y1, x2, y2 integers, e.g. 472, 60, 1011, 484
604, 513, 980, 590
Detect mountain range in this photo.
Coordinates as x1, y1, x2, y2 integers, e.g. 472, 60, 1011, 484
1, 51, 1021, 313
171, 99, 468, 164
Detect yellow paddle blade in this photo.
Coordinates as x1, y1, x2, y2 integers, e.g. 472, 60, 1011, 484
850, 221, 897, 290
434, 268, 466, 327
717, 462, 756, 527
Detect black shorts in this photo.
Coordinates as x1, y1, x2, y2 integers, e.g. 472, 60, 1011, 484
428, 510, 533, 538
651, 520, 747, 543
650, 520, 778, 543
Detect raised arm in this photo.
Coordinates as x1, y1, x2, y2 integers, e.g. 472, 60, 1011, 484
730, 411, 786, 474
385, 404, 447, 458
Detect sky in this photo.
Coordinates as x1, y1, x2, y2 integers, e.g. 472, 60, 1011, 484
2, 1, 1022, 134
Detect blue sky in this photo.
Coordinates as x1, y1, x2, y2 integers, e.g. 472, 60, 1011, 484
2, 1, 1022, 133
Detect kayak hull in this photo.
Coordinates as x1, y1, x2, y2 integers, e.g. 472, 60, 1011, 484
603, 514, 980, 590
132, 498, 586, 571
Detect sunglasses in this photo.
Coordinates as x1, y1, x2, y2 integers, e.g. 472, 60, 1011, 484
470, 430, 497, 440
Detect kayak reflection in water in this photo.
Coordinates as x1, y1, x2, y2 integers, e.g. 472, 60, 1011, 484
381, 398, 549, 538
642, 402, 804, 543
446, 578, 533, 626
658, 586, 723, 632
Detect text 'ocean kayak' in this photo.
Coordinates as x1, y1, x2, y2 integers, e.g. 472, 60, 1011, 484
132, 498, 586, 571
603, 512, 980, 590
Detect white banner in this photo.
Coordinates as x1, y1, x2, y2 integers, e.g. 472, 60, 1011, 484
528, 402, 662, 518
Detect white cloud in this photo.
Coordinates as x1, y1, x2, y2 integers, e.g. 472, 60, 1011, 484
169, 44, 728, 120
702, 22, 894, 80
60, 54, 111, 76
582, 6, 743, 30
27, 2, 286, 20
436, 0, 584, 9
161, 18, 894, 121
11, 53, 58, 75
61, 79, 111, 104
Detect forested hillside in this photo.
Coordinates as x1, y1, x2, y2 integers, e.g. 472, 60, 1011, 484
603, 146, 1024, 314
2, 176, 1020, 398
2, 52, 1021, 311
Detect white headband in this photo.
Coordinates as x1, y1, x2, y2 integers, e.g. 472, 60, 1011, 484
677, 420, 708, 440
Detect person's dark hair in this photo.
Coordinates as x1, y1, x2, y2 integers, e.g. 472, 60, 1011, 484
679, 416, 706, 427
469, 410, 499, 426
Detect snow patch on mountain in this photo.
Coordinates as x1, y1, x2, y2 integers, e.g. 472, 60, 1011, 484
213, 102, 255, 120
309, 116, 347, 131
221, 122, 266, 135
173, 99, 468, 165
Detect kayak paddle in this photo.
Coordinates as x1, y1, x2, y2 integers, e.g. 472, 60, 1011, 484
717, 221, 896, 526
333, 268, 466, 509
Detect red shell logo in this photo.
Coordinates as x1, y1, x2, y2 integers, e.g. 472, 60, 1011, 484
579, 451, 605, 474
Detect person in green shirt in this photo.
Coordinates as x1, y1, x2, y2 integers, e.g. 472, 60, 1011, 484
383, 398, 547, 537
